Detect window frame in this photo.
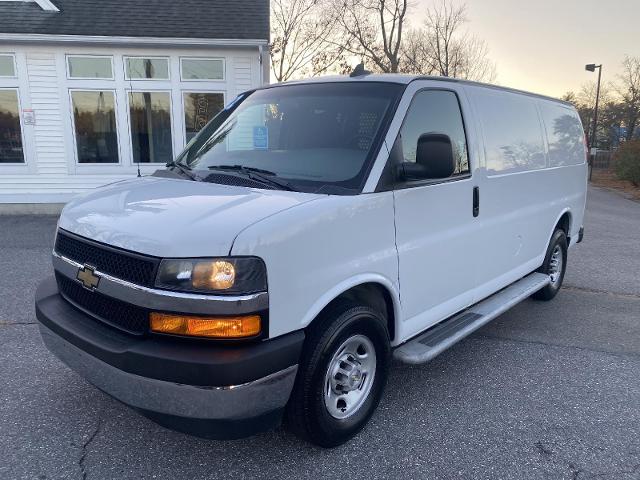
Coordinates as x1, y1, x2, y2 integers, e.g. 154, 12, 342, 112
68, 88, 122, 166
390, 87, 473, 191
179, 57, 225, 82
0, 87, 26, 165
126, 88, 176, 165
66, 54, 115, 80
0, 53, 17, 78
180, 89, 225, 146
124, 56, 171, 81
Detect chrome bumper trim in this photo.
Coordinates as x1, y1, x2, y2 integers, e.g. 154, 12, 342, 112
40, 324, 297, 420
52, 251, 268, 315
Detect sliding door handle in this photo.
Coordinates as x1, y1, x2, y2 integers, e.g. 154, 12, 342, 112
473, 186, 480, 217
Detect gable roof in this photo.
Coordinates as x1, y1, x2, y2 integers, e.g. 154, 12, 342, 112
0, 0, 269, 41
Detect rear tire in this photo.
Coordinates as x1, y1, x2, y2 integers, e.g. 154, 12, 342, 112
285, 300, 390, 448
533, 229, 568, 301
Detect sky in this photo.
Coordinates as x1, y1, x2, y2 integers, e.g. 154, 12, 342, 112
414, 0, 639, 97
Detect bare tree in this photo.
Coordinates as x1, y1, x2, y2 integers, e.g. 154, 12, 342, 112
270, 0, 343, 82
332, 0, 409, 73
616, 56, 640, 141
402, 1, 496, 82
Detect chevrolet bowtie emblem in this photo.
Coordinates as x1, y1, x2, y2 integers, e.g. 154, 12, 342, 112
76, 264, 100, 290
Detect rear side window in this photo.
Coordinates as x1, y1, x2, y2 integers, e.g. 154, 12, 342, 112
539, 102, 585, 166
474, 89, 546, 174
399, 90, 469, 176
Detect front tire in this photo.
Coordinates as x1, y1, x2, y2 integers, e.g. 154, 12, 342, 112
533, 229, 568, 301
285, 300, 390, 448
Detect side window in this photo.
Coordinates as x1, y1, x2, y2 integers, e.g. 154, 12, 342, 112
539, 102, 585, 167
398, 90, 469, 177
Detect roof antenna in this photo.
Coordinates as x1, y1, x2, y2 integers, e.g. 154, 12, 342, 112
350, 61, 371, 78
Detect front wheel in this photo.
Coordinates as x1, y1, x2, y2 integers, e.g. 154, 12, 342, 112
533, 229, 568, 301
285, 301, 390, 447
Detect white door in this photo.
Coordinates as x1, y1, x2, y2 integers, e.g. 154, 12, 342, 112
391, 88, 481, 341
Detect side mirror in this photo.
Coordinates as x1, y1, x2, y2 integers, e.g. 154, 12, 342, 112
395, 133, 456, 182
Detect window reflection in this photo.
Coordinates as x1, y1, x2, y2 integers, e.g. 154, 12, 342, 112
0, 55, 16, 77
126, 58, 169, 80
0, 90, 23, 163
183, 92, 224, 142
129, 91, 173, 163
71, 90, 119, 163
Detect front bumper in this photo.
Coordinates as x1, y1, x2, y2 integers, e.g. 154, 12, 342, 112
35, 277, 304, 439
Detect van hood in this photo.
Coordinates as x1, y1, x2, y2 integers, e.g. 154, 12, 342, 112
58, 177, 320, 258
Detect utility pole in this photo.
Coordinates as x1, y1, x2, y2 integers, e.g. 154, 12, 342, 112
585, 63, 603, 181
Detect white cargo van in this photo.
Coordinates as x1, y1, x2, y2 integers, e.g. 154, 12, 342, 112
35, 74, 587, 447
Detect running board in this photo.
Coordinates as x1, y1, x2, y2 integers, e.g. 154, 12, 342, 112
393, 273, 551, 365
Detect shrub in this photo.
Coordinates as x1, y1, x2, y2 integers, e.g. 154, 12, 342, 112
614, 140, 640, 186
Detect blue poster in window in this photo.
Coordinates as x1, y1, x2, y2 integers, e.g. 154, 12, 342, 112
253, 126, 268, 150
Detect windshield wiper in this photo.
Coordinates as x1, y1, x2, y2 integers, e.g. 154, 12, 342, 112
206, 165, 296, 191
166, 160, 199, 181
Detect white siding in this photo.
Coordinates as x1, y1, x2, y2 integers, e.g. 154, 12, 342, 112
0, 44, 264, 203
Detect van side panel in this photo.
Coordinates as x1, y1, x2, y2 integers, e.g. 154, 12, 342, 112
466, 85, 587, 302
230, 192, 401, 342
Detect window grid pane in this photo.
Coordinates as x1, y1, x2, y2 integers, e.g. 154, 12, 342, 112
71, 91, 119, 164
126, 58, 169, 80
0, 55, 16, 77
0, 90, 24, 163
68, 56, 113, 79
183, 92, 224, 143
181, 58, 224, 80
129, 91, 173, 163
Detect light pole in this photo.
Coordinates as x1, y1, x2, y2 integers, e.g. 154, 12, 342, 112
585, 63, 602, 180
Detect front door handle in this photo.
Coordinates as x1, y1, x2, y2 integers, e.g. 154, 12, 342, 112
473, 186, 480, 217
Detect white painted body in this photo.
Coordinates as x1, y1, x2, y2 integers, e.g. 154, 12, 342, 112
59, 75, 588, 347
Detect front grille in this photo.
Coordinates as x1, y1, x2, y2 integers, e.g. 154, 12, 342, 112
55, 272, 148, 335
55, 230, 160, 287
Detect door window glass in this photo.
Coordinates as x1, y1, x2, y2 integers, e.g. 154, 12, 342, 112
129, 91, 173, 163
125, 58, 169, 80
399, 90, 469, 176
181, 58, 224, 80
0, 55, 16, 77
71, 90, 119, 163
67, 56, 113, 79
183, 92, 224, 143
0, 90, 24, 163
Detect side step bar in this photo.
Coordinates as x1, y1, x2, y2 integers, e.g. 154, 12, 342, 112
393, 272, 551, 365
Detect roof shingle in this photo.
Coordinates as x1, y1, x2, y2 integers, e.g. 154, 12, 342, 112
0, 0, 269, 40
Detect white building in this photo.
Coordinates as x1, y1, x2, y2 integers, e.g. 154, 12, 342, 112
0, 0, 269, 207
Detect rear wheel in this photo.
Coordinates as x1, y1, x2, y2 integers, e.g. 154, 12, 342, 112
533, 229, 568, 301
286, 300, 390, 447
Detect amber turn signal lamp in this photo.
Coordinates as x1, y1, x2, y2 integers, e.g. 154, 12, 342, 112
149, 312, 261, 338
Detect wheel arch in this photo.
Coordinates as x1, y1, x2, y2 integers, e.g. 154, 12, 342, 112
548, 208, 573, 246
299, 275, 401, 343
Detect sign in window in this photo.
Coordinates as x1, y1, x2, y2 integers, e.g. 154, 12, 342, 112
71, 90, 119, 163
67, 56, 113, 79
183, 92, 224, 142
125, 58, 169, 80
129, 91, 173, 163
0, 90, 24, 163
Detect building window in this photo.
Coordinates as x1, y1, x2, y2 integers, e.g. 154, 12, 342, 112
183, 92, 224, 142
0, 54, 16, 77
180, 58, 224, 81
125, 57, 170, 80
71, 90, 119, 163
129, 91, 173, 163
0, 89, 24, 163
67, 56, 114, 79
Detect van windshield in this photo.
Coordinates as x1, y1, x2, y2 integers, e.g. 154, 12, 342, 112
176, 82, 403, 193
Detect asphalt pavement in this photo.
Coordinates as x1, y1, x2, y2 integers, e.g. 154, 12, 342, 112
1, 186, 639, 480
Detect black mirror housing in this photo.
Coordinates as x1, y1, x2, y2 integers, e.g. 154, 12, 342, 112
415, 133, 456, 179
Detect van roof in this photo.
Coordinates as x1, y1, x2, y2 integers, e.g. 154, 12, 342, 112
265, 74, 573, 107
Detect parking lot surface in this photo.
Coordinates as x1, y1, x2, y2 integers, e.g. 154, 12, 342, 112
1, 186, 639, 480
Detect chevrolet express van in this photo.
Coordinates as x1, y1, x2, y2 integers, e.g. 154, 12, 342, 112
35, 74, 587, 447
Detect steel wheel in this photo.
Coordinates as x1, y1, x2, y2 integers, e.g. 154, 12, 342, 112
548, 244, 564, 286
323, 334, 377, 419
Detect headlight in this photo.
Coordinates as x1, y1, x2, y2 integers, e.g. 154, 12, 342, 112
155, 257, 267, 294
